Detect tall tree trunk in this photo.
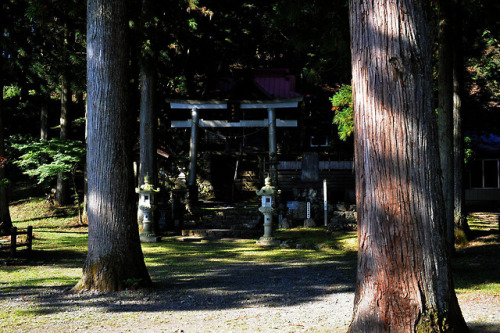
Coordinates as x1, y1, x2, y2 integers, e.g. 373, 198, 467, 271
137, 0, 157, 225
74, 0, 151, 292
0, 85, 12, 235
0, 27, 12, 234
137, 61, 157, 224
348, 1, 468, 331
55, 71, 71, 206
437, 0, 455, 251
83, 98, 88, 222
138, 50, 156, 190
452, 0, 470, 236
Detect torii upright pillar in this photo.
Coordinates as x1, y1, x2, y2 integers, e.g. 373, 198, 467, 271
268, 108, 278, 187
188, 107, 199, 204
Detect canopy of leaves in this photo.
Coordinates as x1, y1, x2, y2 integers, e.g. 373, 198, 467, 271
13, 138, 85, 185
467, 30, 500, 111
461, 0, 500, 132
330, 84, 353, 141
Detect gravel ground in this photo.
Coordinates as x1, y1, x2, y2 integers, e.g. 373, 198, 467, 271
1, 259, 499, 332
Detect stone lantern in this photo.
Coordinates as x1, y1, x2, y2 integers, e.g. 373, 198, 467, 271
255, 176, 281, 246
136, 174, 160, 242
169, 170, 188, 233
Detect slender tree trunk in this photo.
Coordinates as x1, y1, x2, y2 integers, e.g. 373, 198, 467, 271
0, 84, 12, 235
137, 0, 158, 225
348, 1, 468, 331
437, 0, 455, 251
452, 0, 470, 236
40, 101, 49, 140
0, 32, 12, 234
137, 61, 157, 225
55, 71, 71, 206
138, 63, 156, 195
74, 0, 151, 292
83, 99, 88, 222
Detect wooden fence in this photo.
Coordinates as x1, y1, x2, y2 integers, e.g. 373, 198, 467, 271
0, 226, 33, 257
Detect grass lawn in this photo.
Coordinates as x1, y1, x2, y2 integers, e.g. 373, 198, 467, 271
2, 198, 499, 294
453, 212, 500, 297
1, 198, 359, 291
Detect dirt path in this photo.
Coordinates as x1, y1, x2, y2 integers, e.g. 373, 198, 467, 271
1, 260, 499, 332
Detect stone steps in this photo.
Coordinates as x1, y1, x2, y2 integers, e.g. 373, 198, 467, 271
182, 206, 263, 239
181, 228, 260, 239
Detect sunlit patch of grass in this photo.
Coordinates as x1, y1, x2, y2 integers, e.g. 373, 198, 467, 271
9, 197, 49, 221
275, 227, 358, 252
467, 212, 500, 232
142, 230, 357, 284
10, 197, 85, 232
454, 212, 500, 297
142, 232, 356, 268
0, 248, 84, 289
5, 196, 500, 302
1, 198, 87, 290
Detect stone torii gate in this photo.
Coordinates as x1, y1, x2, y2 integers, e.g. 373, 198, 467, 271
167, 98, 302, 202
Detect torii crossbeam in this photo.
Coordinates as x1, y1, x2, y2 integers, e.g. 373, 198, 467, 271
167, 98, 303, 202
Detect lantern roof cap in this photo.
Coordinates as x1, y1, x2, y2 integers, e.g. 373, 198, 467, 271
256, 177, 280, 196
136, 174, 160, 193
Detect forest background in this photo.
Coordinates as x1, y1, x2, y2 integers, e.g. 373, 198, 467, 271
1, 0, 499, 219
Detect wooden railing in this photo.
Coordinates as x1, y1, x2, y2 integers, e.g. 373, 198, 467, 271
0, 226, 33, 257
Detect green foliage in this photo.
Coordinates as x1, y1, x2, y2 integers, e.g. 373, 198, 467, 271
466, 29, 500, 110
0, 179, 9, 188
464, 136, 474, 164
330, 85, 354, 141
12, 138, 85, 185
2, 85, 22, 100
188, 18, 198, 30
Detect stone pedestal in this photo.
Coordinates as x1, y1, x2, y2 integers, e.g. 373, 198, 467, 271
256, 236, 280, 246
136, 175, 160, 243
256, 206, 280, 246
304, 218, 316, 228
140, 207, 161, 242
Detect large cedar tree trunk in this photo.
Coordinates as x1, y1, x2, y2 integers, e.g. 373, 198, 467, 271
74, 0, 151, 292
348, 1, 468, 331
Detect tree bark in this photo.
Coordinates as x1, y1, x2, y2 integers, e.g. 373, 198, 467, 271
0, 27, 12, 234
0, 84, 12, 235
40, 101, 49, 140
137, 0, 158, 224
437, 0, 455, 251
137, 61, 157, 225
138, 63, 156, 193
452, 0, 470, 236
74, 0, 151, 292
348, 1, 468, 331
55, 70, 71, 206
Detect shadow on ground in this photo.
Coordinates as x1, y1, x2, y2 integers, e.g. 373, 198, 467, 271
469, 323, 500, 333
1, 249, 355, 316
